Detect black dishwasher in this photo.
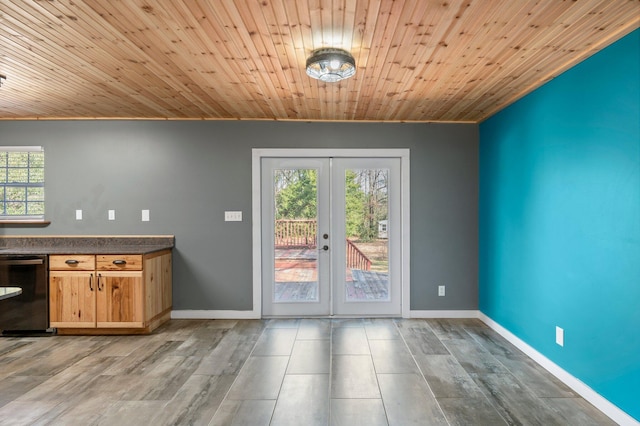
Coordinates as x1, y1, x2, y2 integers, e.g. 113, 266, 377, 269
0, 254, 50, 335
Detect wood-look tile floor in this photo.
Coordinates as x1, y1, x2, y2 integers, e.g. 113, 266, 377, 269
0, 318, 616, 425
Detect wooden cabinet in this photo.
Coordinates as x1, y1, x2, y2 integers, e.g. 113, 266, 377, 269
49, 250, 171, 334
96, 271, 143, 328
49, 270, 96, 328
49, 255, 96, 328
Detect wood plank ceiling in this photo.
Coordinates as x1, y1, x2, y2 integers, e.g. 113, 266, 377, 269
0, 0, 638, 122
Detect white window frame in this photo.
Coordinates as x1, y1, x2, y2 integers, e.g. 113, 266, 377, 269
0, 146, 45, 221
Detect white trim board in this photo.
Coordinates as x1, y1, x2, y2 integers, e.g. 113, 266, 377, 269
173, 310, 479, 320
171, 310, 260, 320
479, 313, 639, 426
410, 310, 480, 318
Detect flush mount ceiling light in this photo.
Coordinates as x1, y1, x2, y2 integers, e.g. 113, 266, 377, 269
306, 48, 356, 83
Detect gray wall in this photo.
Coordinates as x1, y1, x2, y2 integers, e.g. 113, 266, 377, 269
1, 120, 478, 311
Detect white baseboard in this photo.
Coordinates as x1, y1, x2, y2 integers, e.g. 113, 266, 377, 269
174, 310, 481, 320
410, 310, 481, 318
171, 310, 260, 320
479, 313, 639, 426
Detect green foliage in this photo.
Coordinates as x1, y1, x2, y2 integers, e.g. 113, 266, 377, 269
350, 169, 388, 241
273, 167, 389, 241
7, 152, 29, 167
274, 169, 317, 219
345, 169, 364, 237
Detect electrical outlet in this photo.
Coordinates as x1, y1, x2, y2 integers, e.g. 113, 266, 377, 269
141, 209, 150, 222
108, 210, 116, 221
438, 285, 445, 296
556, 326, 564, 347
75, 209, 83, 220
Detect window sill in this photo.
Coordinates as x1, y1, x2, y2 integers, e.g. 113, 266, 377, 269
0, 220, 51, 226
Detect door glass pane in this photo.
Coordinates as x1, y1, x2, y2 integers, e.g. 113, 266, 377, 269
273, 169, 319, 303
344, 169, 390, 302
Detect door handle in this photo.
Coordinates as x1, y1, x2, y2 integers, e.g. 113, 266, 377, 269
322, 245, 329, 251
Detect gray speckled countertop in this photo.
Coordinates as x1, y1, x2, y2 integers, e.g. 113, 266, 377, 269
0, 236, 174, 255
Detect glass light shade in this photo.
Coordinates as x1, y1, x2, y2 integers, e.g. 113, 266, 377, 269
306, 48, 356, 82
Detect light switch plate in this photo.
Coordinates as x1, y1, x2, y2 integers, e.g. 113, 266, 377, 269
108, 210, 116, 221
75, 209, 83, 220
142, 209, 150, 222
438, 285, 445, 296
225, 211, 242, 222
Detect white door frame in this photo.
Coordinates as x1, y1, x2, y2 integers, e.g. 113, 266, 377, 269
252, 148, 411, 318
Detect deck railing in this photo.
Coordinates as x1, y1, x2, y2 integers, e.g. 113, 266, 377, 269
275, 219, 317, 248
346, 238, 372, 271
275, 220, 372, 271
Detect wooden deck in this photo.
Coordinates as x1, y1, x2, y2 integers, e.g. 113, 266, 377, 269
274, 249, 388, 302
347, 269, 389, 301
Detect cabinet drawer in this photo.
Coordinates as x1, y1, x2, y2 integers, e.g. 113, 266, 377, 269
96, 254, 143, 271
49, 255, 95, 271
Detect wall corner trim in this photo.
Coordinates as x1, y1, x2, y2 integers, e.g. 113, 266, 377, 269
171, 310, 260, 320
479, 313, 639, 426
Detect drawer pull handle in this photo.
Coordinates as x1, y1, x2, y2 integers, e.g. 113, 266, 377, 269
112, 260, 127, 265
65, 259, 79, 265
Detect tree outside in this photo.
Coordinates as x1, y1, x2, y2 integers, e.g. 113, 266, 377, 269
274, 167, 389, 271
345, 169, 388, 242
345, 168, 389, 272
274, 168, 317, 220
274, 168, 388, 238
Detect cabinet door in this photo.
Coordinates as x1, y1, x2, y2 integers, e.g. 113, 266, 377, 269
49, 271, 96, 328
96, 272, 144, 328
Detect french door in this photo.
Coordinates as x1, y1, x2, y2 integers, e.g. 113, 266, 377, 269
261, 156, 401, 316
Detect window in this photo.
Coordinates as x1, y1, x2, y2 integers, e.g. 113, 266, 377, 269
0, 146, 45, 220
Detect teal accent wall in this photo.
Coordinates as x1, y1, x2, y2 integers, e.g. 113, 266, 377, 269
480, 29, 640, 420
